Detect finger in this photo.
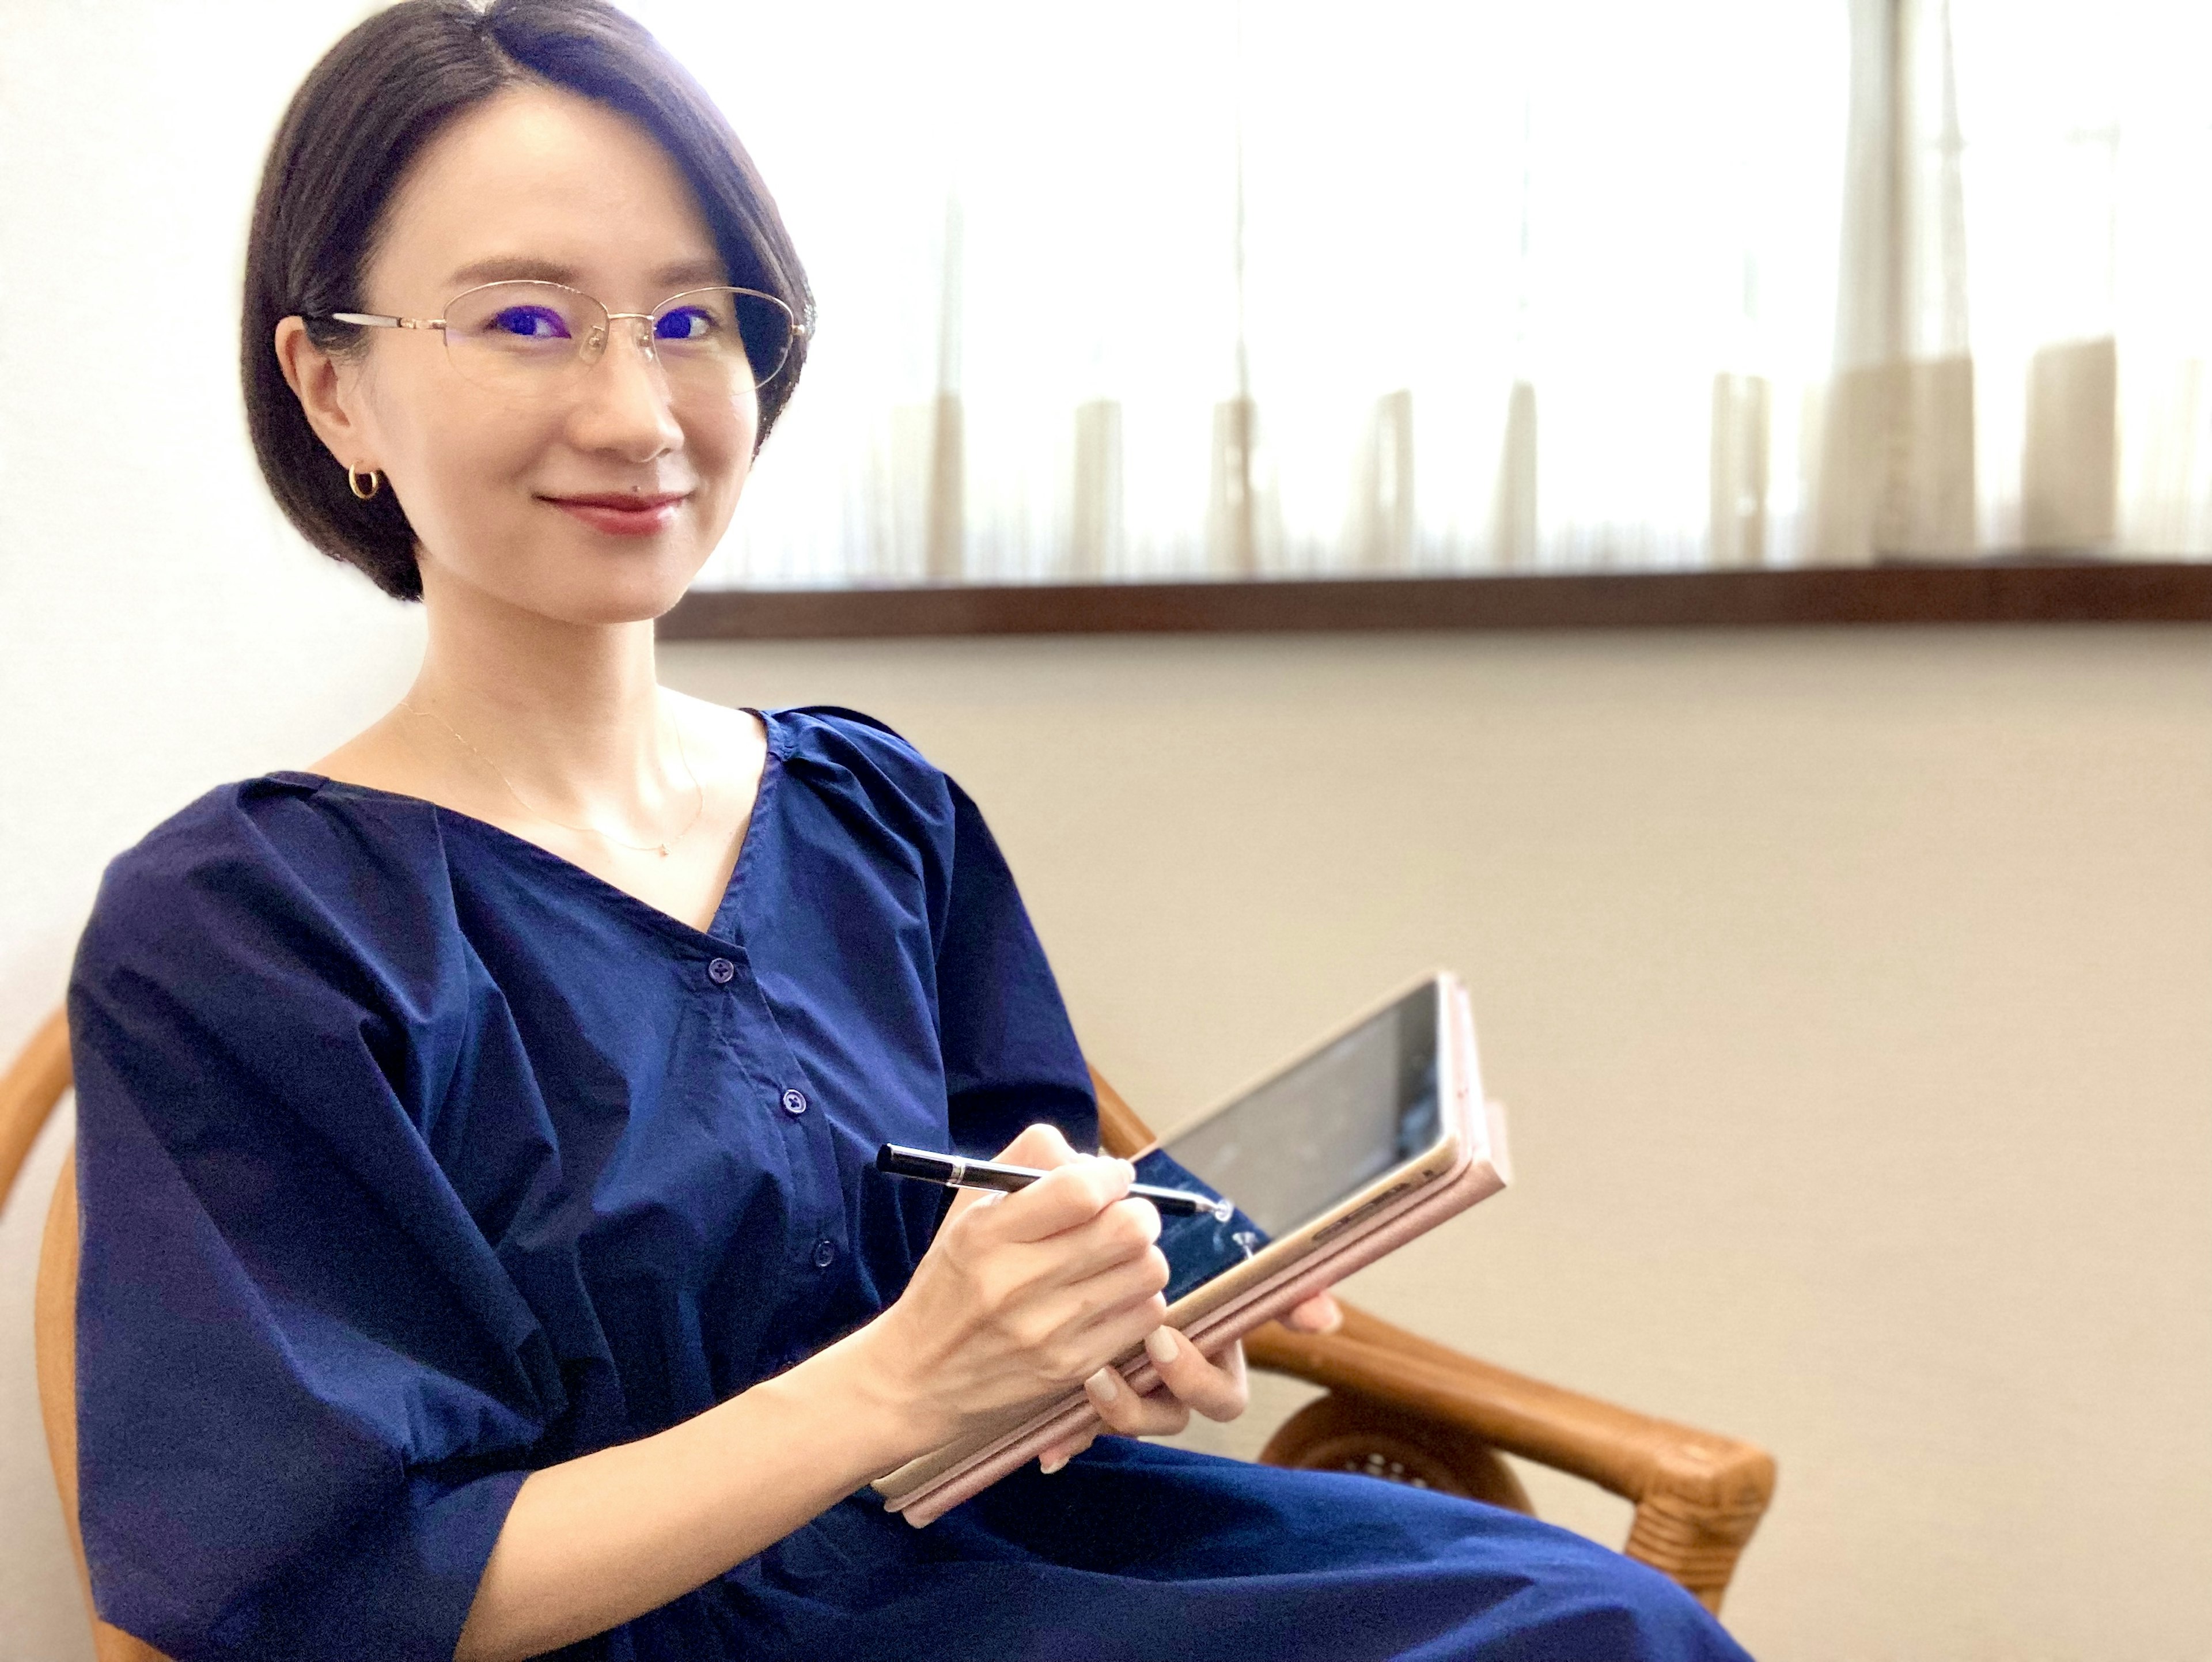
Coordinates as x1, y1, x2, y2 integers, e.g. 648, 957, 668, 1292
1084, 1365, 1191, 1438
1034, 1195, 1162, 1288
944, 1121, 1086, 1226
992, 1121, 1085, 1169
1046, 1235, 1170, 1335
941, 1180, 1002, 1228
1140, 1326, 1248, 1422
1283, 1291, 1344, 1334
1037, 1428, 1099, 1475
1059, 1279, 1173, 1383
987, 1154, 1137, 1245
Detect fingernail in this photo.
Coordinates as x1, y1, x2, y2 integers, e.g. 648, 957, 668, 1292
1040, 1452, 1067, 1475
1143, 1327, 1177, 1366
1085, 1365, 1119, 1403
1115, 1158, 1137, 1183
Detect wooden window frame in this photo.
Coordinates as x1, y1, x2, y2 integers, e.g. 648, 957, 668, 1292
660, 561, 2212, 641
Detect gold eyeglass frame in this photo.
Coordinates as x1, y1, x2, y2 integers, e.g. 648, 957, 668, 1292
329, 279, 810, 388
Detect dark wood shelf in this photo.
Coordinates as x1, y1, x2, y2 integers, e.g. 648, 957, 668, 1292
658, 561, 2212, 641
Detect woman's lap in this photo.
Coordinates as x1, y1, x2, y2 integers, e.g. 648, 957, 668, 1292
713, 1438, 1752, 1661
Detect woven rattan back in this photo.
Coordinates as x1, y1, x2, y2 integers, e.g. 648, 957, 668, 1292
0, 1007, 70, 1210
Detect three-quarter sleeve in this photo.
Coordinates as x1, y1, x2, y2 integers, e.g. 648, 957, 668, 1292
931, 776, 1100, 1159
68, 797, 551, 1661
767, 706, 1100, 1161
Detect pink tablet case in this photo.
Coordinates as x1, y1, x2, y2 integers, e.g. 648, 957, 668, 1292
878, 989, 1506, 1526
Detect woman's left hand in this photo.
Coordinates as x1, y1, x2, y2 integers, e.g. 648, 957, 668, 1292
1035, 1290, 1344, 1474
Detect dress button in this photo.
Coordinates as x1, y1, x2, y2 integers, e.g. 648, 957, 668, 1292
812, 1240, 838, 1269
706, 957, 736, 986
781, 1087, 808, 1116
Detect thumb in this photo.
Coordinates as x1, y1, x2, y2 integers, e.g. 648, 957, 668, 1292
993, 1121, 1084, 1169
941, 1122, 1085, 1227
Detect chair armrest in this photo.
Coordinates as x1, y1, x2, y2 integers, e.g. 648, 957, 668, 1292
1245, 1300, 1775, 1612
1089, 1067, 1157, 1160
1083, 1064, 1774, 1607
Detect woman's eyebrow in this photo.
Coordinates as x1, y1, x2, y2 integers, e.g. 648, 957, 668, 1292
650, 258, 729, 289
446, 255, 578, 287
444, 256, 731, 291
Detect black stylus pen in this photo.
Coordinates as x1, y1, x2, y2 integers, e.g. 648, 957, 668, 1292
876, 1143, 1233, 1221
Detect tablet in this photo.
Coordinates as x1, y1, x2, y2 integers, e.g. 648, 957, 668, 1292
870, 970, 1501, 1520
1135, 969, 1470, 1329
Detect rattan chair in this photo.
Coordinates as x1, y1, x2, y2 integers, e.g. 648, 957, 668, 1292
5, 1004, 1774, 1659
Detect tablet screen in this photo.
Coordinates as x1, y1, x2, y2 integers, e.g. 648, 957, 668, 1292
1135, 980, 1444, 1301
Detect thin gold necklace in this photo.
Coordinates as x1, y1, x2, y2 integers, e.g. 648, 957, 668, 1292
402, 695, 706, 858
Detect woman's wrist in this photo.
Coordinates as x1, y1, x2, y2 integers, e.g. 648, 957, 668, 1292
457, 1312, 948, 1661
783, 1311, 950, 1477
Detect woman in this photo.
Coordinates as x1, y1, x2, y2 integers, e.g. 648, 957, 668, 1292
66, 3, 1755, 1658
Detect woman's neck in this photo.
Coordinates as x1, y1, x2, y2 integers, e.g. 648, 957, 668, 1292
311, 563, 770, 932
402, 577, 679, 824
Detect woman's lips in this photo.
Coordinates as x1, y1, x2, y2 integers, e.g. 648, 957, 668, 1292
543, 493, 685, 537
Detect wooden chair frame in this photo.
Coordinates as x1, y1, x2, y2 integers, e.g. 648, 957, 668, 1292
5, 1005, 1774, 1659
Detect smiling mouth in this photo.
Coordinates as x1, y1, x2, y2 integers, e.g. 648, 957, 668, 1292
541, 492, 688, 537
544, 491, 688, 510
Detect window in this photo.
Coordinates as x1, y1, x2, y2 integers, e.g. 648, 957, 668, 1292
652, 2, 2212, 590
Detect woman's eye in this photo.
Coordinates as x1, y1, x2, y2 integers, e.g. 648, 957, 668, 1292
488, 306, 570, 339
655, 308, 716, 342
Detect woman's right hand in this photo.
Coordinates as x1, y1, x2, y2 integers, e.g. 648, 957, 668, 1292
859, 1122, 1172, 1449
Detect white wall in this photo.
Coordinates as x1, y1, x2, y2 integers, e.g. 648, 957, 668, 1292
5, 2, 2209, 1656
1, 6, 422, 1655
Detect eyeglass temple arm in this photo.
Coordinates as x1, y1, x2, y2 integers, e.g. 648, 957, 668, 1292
328, 312, 444, 330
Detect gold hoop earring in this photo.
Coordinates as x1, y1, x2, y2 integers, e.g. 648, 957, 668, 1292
347, 465, 383, 501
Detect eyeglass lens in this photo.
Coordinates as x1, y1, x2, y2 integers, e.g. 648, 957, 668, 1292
438, 282, 796, 393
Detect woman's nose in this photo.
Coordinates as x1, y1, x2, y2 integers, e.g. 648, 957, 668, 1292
569, 316, 681, 454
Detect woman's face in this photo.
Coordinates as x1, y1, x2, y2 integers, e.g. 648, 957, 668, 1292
301, 84, 757, 624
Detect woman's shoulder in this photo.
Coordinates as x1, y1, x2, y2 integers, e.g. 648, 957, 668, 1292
83, 771, 455, 978
101, 770, 433, 891
762, 703, 934, 775
760, 705, 961, 816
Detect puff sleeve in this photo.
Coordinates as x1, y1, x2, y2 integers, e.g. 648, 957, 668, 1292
932, 774, 1100, 1160
67, 790, 550, 1661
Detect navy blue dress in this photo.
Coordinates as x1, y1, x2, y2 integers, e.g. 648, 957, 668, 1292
67, 706, 1751, 1662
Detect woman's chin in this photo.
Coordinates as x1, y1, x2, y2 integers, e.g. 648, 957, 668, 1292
541, 515, 728, 624
427, 552, 710, 629
554, 563, 706, 626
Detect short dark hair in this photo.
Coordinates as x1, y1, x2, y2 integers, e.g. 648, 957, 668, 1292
241, 0, 812, 601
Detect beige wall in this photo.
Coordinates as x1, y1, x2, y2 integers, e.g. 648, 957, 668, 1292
665, 624, 2212, 1660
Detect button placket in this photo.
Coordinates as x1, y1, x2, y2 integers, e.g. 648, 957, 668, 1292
706, 944, 844, 1270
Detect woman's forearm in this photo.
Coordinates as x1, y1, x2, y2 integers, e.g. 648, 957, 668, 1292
453, 1139, 1192, 1660
453, 1324, 929, 1662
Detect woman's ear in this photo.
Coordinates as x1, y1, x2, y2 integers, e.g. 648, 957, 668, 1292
273, 315, 373, 471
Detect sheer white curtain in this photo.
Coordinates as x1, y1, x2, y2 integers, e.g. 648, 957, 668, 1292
1950, 0, 2212, 558
636, 0, 2211, 589
1819, 0, 2212, 563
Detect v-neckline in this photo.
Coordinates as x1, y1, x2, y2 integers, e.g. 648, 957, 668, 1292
275, 706, 784, 950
